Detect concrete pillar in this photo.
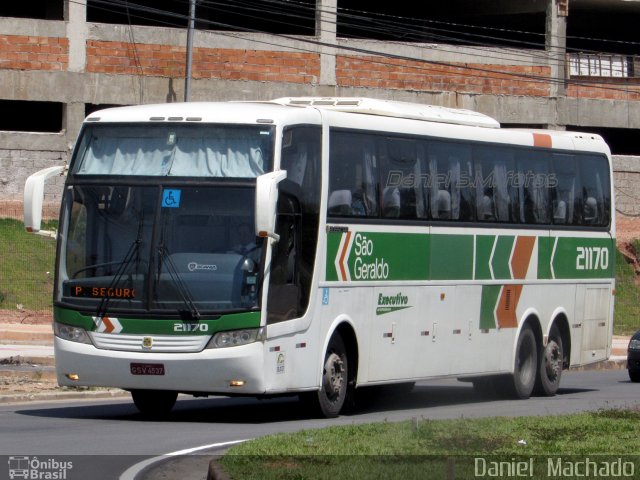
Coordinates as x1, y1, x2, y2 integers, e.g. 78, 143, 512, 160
546, 0, 567, 98
64, 1, 87, 147
65, 0, 87, 73
63, 102, 86, 148
316, 0, 337, 86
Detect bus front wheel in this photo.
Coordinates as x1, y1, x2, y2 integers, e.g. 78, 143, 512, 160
131, 389, 178, 417
301, 333, 348, 418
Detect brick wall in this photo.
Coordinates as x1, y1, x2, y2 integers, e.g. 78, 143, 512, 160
0, 35, 68, 71
336, 56, 552, 96
87, 40, 320, 83
567, 83, 640, 101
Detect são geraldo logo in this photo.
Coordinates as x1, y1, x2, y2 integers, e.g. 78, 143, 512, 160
334, 232, 390, 281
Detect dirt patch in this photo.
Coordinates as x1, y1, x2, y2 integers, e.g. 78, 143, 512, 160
615, 214, 640, 284
0, 201, 59, 220
0, 309, 52, 325
616, 214, 640, 245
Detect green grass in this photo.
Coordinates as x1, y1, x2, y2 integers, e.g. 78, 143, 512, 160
614, 242, 640, 335
221, 409, 640, 479
0, 218, 57, 311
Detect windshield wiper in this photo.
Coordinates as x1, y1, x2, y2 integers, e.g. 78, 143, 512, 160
156, 244, 201, 320
96, 213, 144, 318
156, 219, 201, 320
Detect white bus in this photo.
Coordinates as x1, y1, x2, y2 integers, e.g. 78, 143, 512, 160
24, 97, 615, 417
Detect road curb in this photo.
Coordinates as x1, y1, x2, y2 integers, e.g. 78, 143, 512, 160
207, 456, 231, 480
0, 389, 129, 404
570, 358, 627, 371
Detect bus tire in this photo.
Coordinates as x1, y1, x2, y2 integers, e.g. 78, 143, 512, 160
131, 389, 178, 417
534, 324, 563, 396
506, 325, 537, 399
301, 333, 348, 418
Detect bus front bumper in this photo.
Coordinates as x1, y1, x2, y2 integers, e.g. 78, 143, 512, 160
54, 336, 266, 394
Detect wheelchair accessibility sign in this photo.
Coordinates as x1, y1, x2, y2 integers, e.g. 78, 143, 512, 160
162, 189, 181, 208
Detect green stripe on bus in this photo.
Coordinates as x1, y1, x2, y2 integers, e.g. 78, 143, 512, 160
325, 231, 614, 282
325, 231, 343, 282
492, 236, 515, 280
475, 235, 495, 280
430, 234, 474, 280
551, 236, 615, 279
327, 230, 429, 281
480, 285, 500, 329
537, 236, 554, 280
53, 307, 261, 334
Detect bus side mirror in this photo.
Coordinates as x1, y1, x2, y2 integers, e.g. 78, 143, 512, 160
255, 170, 287, 242
24, 165, 64, 237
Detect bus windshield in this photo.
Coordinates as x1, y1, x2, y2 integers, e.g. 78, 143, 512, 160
72, 124, 273, 177
59, 184, 264, 317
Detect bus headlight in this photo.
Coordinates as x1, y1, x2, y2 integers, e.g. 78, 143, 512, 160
53, 322, 92, 345
629, 339, 640, 351
207, 327, 265, 349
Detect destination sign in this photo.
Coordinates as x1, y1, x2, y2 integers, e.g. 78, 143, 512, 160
69, 286, 136, 299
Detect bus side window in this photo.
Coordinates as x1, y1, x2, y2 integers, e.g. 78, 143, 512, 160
551, 154, 578, 226
517, 150, 551, 225
579, 155, 610, 227
329, 131, 378, 217
426, 140, 473, 221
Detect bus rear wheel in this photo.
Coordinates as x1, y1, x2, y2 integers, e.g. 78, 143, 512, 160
535, 324, 563, 396
131, 389, 178, 417
301, 333, 348, 418
504, 325, 537, 399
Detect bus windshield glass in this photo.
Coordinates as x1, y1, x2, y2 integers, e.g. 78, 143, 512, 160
72, 124, 273, 177
59, 184, 264, 317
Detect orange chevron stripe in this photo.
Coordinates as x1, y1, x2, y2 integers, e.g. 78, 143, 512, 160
338, 231, 352, 281
102, 316, 114, 333
511, 236, 536, 280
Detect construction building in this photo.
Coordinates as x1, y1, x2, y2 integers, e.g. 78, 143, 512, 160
1, 0, 639, 215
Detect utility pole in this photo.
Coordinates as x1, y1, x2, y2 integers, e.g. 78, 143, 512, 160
184, 0, 196, 101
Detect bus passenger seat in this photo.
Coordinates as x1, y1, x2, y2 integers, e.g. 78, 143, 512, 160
479, 195, 495, 221
436, 190, 451, 219
584, 196, 598, 223
554, 200, 567, 224
328, 190, 353, 215
383, 187, 400, 218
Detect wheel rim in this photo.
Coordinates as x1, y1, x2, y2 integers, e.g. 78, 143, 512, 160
544, 340, 562, 381
323, 351, 345, 400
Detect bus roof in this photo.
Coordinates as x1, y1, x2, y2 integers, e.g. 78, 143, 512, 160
271, 97, 501, 129
84, 101, 319, 125
83, 98, 609, 157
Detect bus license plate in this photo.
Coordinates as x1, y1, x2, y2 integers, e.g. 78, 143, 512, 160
130, 363, 165, 375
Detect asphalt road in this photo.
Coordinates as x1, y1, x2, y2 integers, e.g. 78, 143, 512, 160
0, 369, 638, 480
